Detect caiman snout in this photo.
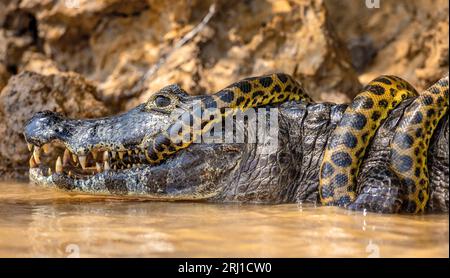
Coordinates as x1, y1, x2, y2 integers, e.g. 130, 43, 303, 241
23, 104, 174, 179
24, 110, 68, 146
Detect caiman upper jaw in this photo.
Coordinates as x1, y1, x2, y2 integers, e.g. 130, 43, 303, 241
23, 109, 154, 180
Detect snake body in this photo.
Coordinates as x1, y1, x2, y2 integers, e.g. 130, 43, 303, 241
144, 73, 312, 164
390, 75, 449, 212
143, 73, 448, 212
319, 76, 418, 207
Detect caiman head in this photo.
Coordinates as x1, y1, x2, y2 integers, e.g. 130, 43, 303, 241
23, 84, 251, 200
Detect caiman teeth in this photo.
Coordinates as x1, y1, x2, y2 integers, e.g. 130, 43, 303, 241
55, 156, 63, 173
29, 156, 37, 168
103, 151, 109, 161
104, 160, 110, 170
63, 149, 71, 166
96, 162, 102, 173
118, 151, 125, 160
33, 146, 41, 164
27, 141, 147, 177
42, 144, 50, 154
78, 155, 87, 169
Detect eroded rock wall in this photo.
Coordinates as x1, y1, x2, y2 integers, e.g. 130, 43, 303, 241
325, 0, 449, 87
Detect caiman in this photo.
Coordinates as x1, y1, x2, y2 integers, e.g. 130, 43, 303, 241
23, 73, 449, 213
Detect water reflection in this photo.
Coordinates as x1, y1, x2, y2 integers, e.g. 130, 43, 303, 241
0, 182, 448, 257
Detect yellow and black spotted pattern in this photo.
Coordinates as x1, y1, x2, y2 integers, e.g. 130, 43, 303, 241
319, 76, 418, 207
145, 73, 312, 164
144, 72, 447, 212
390, 74, 449, 213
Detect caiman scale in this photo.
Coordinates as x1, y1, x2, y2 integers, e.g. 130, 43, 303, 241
23, 73, 449, 213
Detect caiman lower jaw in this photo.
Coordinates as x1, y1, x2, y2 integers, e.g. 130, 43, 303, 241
27, 140, 151, 180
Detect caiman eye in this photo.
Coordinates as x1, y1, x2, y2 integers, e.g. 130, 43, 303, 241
154, 95, 171, 107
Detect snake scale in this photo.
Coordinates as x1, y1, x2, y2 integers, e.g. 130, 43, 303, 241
143, 73, 449, 212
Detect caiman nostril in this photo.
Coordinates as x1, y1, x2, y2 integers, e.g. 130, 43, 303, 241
24, 110, 65, 145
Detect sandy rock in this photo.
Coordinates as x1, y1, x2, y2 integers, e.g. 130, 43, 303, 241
0, 0, 38, 74
2, 0, 447, 103
4, 0, 361, 107
0, 64, 9, 92
19, 51, 60, 75
155, 0, 361, 104
0, 29, 35, 71
96, 0, 361, 107
326, 0, 449, 90
0, 71, 110, 179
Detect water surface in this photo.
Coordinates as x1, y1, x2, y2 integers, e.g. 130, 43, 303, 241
0, 181, 448, 257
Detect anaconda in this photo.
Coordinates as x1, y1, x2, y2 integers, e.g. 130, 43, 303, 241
23, 73, 449, 213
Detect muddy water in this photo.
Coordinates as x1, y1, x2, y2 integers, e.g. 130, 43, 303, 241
0, 181, 448, 258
